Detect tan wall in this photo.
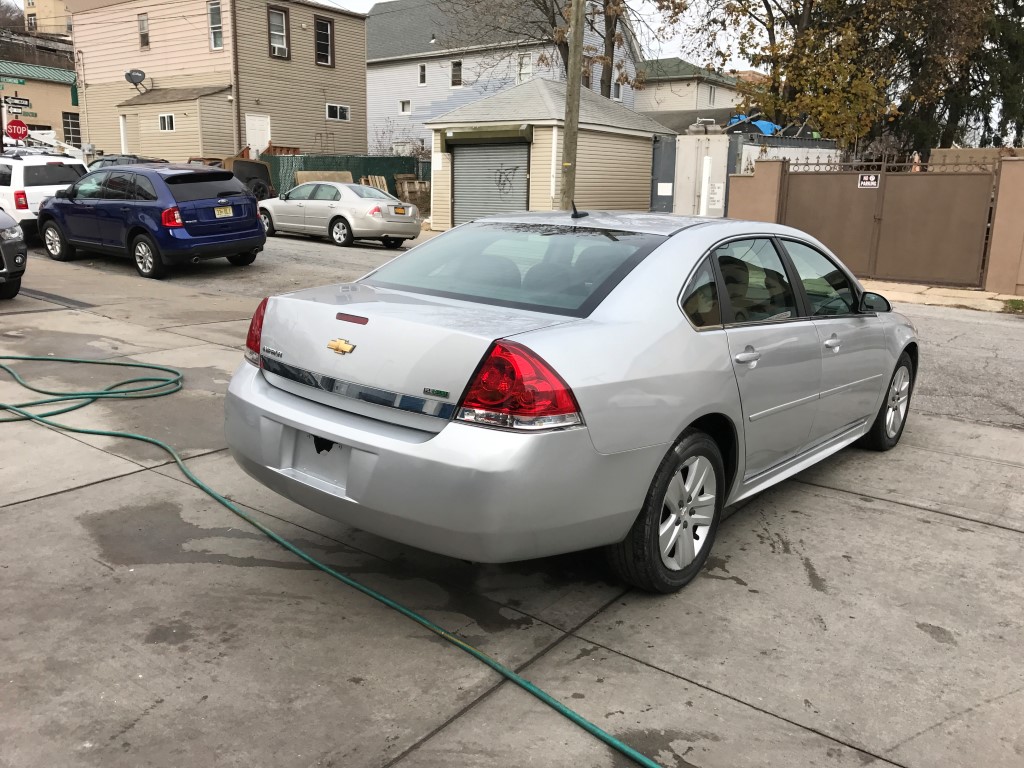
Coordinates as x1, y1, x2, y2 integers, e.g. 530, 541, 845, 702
198, 92, 235, 157
985, 158, 1024, 296
430, 131, 451, 230
234, 0, 367, 154
634, 81, 699, 113
726, 160, 786, 222
529, 126, 563, 211
81, 74, 231, 157
574, 130, 651, 210
72, 0, 234, 83
5, 78, 78, 145
25, 0, 71, 35
133, 101, 202, 160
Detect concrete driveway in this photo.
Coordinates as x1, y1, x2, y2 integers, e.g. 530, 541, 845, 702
1, 237, 1022, 768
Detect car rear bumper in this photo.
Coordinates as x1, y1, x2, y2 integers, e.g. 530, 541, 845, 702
159, 229, 267, 262
224, 362, 657, 563
351, 217, 421, 241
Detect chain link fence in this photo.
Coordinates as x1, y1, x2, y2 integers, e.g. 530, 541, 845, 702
265, 155, 431, 197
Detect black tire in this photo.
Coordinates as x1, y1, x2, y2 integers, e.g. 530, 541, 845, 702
858, 350, 914, 451
382, 237, 405, 250
228, 252, 257, 266
0, 277, 20, 300
607, 430, 725, 593
131, 234, 166, 279
247, 179, 271, 201
259, 209, 275, 235
41, 220, 75, 262
329, 217, 353, 247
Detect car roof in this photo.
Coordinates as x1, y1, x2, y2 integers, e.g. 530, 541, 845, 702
0, 153, 84, 165
127, 163, 234, 177
476, 211, 718, 236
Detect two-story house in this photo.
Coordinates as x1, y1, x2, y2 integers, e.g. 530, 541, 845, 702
67, 0, 367, 161
23, 0, 74, 36
365, 0, 640, 155
634, 57, 743, 131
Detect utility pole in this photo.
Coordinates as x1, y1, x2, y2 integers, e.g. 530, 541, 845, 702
559, 0, 586, 210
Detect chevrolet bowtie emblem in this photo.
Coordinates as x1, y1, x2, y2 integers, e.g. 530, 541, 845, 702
327, 338, 356, 355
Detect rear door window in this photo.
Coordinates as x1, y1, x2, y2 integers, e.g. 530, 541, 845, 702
24, 163, 85, 187
713, 238, 799, 324
680, 259, 722, 328
102, 172, 135, 200
363, 222, 666, 317
312, 184, 340, 201
164, 171, 248, 202
135, 175, 159, 201
74, 172, 108, 200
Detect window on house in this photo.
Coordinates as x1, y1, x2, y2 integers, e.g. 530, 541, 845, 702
418, 64, 426, 85
708, 84, 717, 106
450, 60, 462, 87
581, 57, 593, 89
326, 103, 350, 121
268, 7, 289, 59
27, 14, 37, 30
158, 114, 175, 132
138, 13, 149, 48
613, 81, 622, 100
62, 112, 81, 147
208, 1, 223, 50
315, 17, 334, 66
26, 0, 35, 6
399, 100, 411, 115
66, 16, 73, 33
517, 53, 532, 84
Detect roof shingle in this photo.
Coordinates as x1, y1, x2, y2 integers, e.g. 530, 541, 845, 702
639, 57, 737, 87
117, 85, 231, 107
0, 60, 76, 85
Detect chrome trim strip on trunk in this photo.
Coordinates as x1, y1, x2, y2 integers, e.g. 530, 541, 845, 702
261, 357, 457, 420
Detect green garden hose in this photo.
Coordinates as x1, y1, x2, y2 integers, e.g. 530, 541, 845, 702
0, 355, 662, 768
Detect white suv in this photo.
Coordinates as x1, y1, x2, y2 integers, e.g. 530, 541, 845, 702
0, 152, 87, 232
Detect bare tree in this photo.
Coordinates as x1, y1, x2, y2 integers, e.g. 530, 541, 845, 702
0, 0, 25, 29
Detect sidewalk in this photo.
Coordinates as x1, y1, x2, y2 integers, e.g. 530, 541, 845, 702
860, 279, 1021, 312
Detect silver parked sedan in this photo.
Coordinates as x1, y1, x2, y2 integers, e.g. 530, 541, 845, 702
225, 212, 917, 593
259, 182, 421, 249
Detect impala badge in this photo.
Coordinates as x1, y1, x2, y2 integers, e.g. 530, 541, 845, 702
327, 338, 356, 355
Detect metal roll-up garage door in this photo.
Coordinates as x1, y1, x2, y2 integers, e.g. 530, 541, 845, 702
452, 143, 529, 225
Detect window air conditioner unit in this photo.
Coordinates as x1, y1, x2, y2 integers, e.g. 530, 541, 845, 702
272, 45, 288, 57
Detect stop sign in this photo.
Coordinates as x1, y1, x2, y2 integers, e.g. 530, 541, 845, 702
5, 119, 28, 141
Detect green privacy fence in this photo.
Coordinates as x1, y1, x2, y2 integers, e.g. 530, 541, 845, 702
265, 155, 430, 197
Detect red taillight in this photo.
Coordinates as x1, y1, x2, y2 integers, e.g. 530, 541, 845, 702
161, 207, 183, 228
367, 205, 382, 218
244, 297, 269, 366
457, 341, 582, 431
14, 191, 28, 210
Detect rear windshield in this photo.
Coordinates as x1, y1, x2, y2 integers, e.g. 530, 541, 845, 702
165, 171, 248, 202
362, 222, 666, 316
347, 184, 397, 200
24, 163, 85, 186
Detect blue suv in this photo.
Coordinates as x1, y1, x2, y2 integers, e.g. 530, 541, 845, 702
37, 164, 266, 279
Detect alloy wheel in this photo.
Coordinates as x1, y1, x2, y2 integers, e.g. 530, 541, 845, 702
44, 226, 62, 256
332, 220, 348, 244
260, 212, 271, 230
885, 365, 911, 438
659, 455, 717, 571
135, 241, 155, 274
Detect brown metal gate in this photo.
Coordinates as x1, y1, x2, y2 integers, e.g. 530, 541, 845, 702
780, 161, 996, 286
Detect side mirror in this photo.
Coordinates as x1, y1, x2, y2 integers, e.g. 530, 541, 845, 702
859, 291, 891, 313
55, 188, 71, 200
279, 193, 288, 201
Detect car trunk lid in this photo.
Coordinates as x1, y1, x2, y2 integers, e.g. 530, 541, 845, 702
259, 283, 575, 431
166, 171, 255, 235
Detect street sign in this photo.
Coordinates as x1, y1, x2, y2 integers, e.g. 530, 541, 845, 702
5, 120, 29, 141
0, 77, 26, 85
3, 96, 30, 107
858, 173, 880, 189
6, 106, 23, 115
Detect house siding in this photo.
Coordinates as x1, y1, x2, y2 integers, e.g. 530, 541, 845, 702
529, 126, 563, 211
635, 80, 741, 113
430, 131, 451, 230
199, 92, 236, 157
367, 32, 637, 151
234, 0, 367, 154
574, 130, 650, 210
133, 101, 202, 159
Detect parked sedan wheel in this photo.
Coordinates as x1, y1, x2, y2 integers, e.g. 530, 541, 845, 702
329, 217, 353, 247
607, 430, 724, 593
42, 221, 76, 262
259, 209, 275, 236
382, 237, 405, 250
0, 277, 20, 300
859, 350, 914, 451
131, 234, 166, 279
228, 252, 257, 267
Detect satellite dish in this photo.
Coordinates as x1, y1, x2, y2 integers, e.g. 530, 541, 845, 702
125, 69, 146, 85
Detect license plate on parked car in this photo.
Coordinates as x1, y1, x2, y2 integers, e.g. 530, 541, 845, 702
215, 206, 233, 218
393, 207, 406, 215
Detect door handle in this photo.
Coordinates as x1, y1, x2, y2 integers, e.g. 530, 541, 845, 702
824, 336, 842, 352
119, 207, 131, 213
734, 347, 761, 365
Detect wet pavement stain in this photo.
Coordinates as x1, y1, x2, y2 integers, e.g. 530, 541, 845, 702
702, 555, 748, 587
802, 556, 828, 593
82, 501, 354, 570
144, 619, 196, 646
916, 622, 958, 645
610, 729, 702, 768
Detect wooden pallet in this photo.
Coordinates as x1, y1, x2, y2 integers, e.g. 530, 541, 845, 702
359, 175, 389, 191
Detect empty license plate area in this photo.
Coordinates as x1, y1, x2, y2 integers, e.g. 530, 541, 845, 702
287, 428, 351, 488
214, 206, 234, 218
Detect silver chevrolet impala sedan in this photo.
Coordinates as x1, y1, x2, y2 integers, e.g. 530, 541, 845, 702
225, 212, 917, 593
